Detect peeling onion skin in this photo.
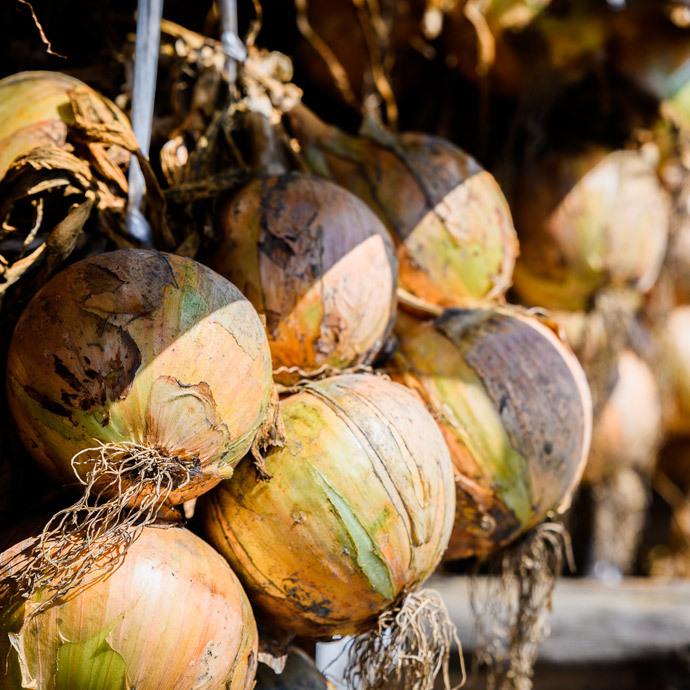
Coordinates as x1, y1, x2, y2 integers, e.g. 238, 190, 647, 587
285, 105, 518, 308
201, 373, 455, 638
390, 308, 592, 561
212, 173, 398, 378
0, 71, 131, 179
6, 249, 274, 505
513, 148, 670, 311
0, 527, 258, 690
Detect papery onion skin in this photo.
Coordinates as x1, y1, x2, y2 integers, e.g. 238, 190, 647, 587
286, 105, 518, 308
212, 173, 397, 376
0, 527, 257, 690
6, 249, 273, 505
584, 350, 662, 484
202, 373, 455, 638
390, 308, 592, 560
0, 71, 131, 179
513, 148, 670, 311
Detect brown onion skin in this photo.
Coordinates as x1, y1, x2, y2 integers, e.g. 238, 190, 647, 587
212, 172, 398, 378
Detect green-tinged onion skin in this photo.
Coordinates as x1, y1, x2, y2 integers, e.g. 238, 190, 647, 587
6, 249, 274, 505
390, 308, 592, 560
0, 527, 257, 690
286, 105, 518, 308
513, 148, 669, 311
212, 173, 397, 376
202, 373, 455, 638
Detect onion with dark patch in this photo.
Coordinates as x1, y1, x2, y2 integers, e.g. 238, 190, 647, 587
390, 308, 592, 560
212, 172, 397, 380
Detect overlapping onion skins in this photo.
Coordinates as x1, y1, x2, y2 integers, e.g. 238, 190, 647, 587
513, 147, 669, 311
285, 105, 518, 308
212, 172, 397, 378
0, 527, 257, 690
202, 373, 455, 638
390, 308, 592, 560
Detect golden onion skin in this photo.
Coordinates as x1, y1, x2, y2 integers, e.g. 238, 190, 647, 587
0, 527, 257, 690
212, 173, 397, 376
661, 306, 690, 435
584, 350, 662, 484
202, 373, 455, 638
390, 308, 592, 560
0, 71, 131, 179
513, 148, 670, 311
286, 105, 518, 308
6, 249, 273, 504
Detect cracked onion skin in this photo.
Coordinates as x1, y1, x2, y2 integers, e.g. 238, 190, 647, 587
0, 527, 257, 690
201, 373, 455, 638
513, 147, 670, 311
6, 249, 273, 505
212, 173, 397, 378
390, 308, 592, 560
0, 71, 131, 179
285, 105, 518, 308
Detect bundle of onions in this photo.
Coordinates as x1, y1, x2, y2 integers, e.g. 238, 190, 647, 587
390, 308, 592, 560
660, 306, 690, 435
285, 105, 518, 309
0, 72, 142, 298
212, 172, 397, 381
5, 248, 275, 604
0, 526, 257, 689
513, 147, 670, 311
202, 373, 458, 689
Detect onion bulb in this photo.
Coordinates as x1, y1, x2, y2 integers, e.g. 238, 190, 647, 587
584, 350, 662, 484
660, 306, 690, 434
390, 308, 592, 560
212, 172, 397, 379
5, 249, 274, 602
0, 526, 257, 689
513, 147, 670, 311
202, 373, 457, 688
285, 105, 518, 308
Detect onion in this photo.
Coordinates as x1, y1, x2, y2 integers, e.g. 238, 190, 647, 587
0, 526, 257, 689
513, 147, 670, 311
285, 105, 518, 308
390, 308, 592, 560
584, 350, 662, 484
5, 248, 275, 603
212, 172, 397, 380
660, 306, 690, 434
202, 373, 457, 688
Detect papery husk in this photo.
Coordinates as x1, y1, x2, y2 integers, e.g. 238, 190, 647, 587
212, 172, 398, 382
255, 647, 334, 690
390, 307, 592, 561
0, 527, 258, 690
513, 147, 670, 311
5, 249, 275, 607
285, 104, 518, 308
659, 305, 690, 435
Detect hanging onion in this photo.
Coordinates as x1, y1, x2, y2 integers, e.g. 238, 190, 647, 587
513, 147, 670, 311
390, 308, 592, 560
285, 105, 518, 308
584, 350, 662, 484
212, 172, 397, 379
660, 306, 690, 435
5, 248, 275, 603
202, 373, 457, 688
0, 526, 257, 689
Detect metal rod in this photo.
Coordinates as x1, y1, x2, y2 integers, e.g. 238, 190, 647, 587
220, 0, 247, 86
126, 0, 164, 246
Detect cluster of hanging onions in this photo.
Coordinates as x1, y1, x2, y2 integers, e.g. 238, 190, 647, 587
202, 373, 457, 687
389, 308, 592, 560
212, 172, 397, 380
0, 526, 257, 689
285, 105, 518, 308
513, 146, 669, 311
5, 248, 275, 603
